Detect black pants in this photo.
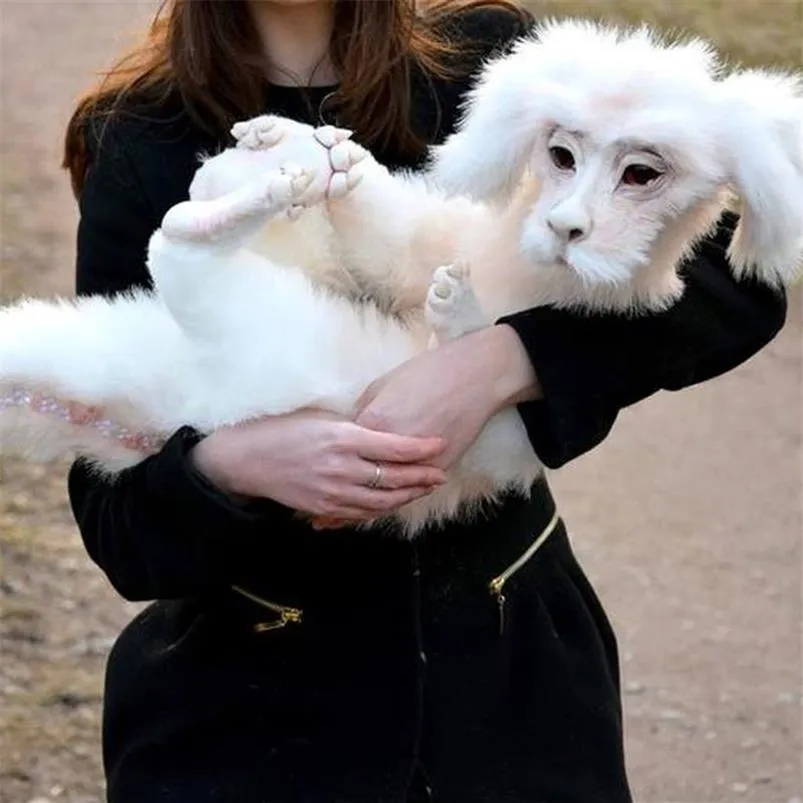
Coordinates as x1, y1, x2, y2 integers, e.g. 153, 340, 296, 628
102, 482, 632, 802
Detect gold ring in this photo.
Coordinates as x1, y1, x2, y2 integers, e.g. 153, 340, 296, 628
367, 462, 384, 489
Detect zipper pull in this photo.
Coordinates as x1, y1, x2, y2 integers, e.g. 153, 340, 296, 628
489, 577, 506, 636
231, 585, 303, 634
254, 608, 303, 633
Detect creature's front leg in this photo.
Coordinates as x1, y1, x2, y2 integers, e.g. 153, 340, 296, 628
425, 262, 489, 344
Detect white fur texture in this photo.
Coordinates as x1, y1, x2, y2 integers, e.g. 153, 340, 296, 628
1, 18, 801, 535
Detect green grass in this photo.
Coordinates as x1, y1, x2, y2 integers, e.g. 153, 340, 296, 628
523, 0, 802, 68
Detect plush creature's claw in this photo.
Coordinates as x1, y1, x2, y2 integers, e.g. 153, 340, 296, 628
285, 163, 314, 197
327, 168, 364, 199
232, 115, 316, 150
313, 125, 354, 149
322, 139, 368, 200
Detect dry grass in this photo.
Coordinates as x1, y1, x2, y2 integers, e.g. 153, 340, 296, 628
524, 0, 802, 67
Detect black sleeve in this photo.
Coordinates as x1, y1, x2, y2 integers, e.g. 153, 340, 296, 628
497, 211, 788, 468
67, 121, 292, 602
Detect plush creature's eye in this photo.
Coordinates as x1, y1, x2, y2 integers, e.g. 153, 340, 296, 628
621, 164, 662, 186
549, 146, 576, 171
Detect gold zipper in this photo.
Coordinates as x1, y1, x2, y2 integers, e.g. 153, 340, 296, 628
488, 511, 560, 635
231, 585, 303, 633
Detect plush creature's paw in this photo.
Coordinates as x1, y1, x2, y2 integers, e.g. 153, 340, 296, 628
312, 126, 368, 200
235, 163, 314, 216
162, 164, 314, 244
426, 262, 487, 341
271, 163, 319, 221
232, 115, 316, 150
228, 116, 367, 208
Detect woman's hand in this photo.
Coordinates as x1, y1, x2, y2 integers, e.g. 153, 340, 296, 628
309, 325, 541, 530
356, 324, 541, 468
189, 408, 448, 521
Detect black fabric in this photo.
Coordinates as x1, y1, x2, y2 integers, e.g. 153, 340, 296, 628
64, 5, 787, 802
101, 487, 629, 803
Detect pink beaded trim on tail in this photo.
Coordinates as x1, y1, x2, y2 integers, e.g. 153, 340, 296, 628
0, 385, 167, 454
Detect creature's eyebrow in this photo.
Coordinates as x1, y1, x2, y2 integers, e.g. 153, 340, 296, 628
615, 139, 665, 159
548, 126, 583, 141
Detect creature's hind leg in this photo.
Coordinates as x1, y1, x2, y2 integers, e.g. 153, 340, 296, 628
160, 163, 314, 246
148, 164, 312, 338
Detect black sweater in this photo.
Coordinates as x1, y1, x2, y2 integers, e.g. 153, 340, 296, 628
67, 7, 786, 603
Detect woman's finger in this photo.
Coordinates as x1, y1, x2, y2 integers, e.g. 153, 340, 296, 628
357, 460, 447, 491
334, 485, 438, 516
347, 425, 445, 464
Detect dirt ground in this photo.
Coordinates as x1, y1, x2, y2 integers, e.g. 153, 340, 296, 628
0, 2, 800, 802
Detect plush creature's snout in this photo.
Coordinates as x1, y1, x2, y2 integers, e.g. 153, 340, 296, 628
546, 204, 593, 245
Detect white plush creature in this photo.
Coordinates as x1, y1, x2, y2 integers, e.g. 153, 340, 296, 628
1, 19, 801, 534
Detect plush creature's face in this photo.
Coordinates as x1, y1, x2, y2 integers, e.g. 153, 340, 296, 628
519, 105, 725, 285
432, 19, 803, 289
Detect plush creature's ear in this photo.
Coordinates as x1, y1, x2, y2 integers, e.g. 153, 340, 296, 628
428, 36, 554, 204
719, 68, 803, 287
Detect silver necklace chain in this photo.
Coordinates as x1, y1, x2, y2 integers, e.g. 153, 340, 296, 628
317, 90, 340, 126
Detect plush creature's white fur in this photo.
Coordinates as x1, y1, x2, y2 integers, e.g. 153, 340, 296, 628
1, 19, 801, 534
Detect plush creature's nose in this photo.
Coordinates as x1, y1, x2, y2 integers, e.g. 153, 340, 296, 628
547, 204, 592, 244
547, 217, 591, 243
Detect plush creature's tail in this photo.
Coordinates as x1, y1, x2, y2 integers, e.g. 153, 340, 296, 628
0, 290, 184, 470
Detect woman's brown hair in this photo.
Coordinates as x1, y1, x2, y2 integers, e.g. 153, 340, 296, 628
62, 0, 527, 196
